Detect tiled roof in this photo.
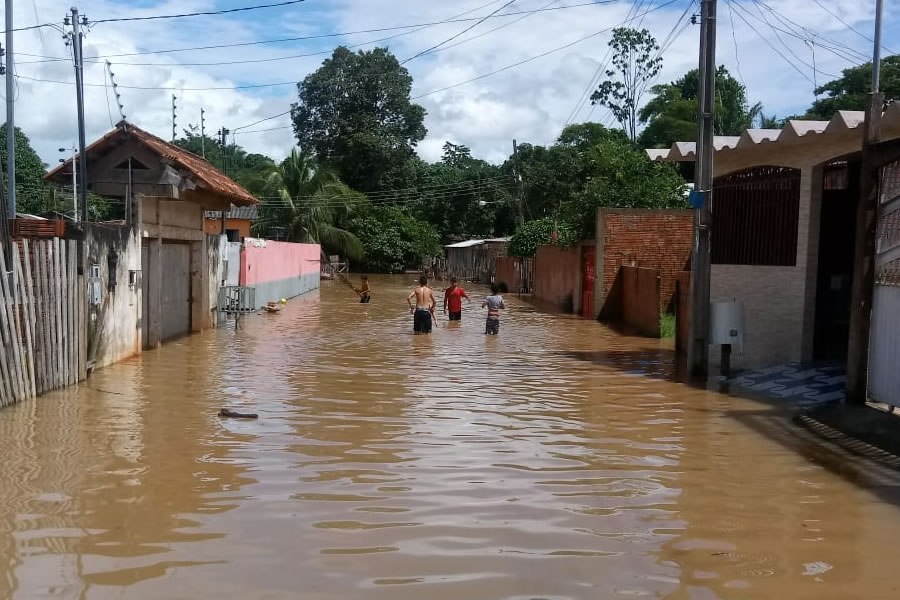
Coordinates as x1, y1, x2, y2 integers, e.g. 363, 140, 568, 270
645, 107, 900, 163
46, 121, 257, 206
205, 205, 259, 220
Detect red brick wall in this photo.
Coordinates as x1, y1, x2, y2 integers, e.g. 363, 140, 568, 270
534, 244, 580, 311
621, 266, 661, 337
597, 209, 693, 313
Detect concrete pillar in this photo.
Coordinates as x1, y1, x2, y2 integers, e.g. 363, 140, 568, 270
191, 238, 208, 332
146, 237, 162, 349
800, 164, 824, 361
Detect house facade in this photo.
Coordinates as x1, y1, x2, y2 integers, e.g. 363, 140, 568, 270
647, 107, 900, 371
46, 121, 259, 361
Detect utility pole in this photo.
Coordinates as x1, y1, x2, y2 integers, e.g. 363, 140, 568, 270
219, 127, 229, 235
512, 139, 525, 228
846, 0, 884, 405
59, 147, 77, 221
68, 7, 89, 223
687, 0, 717, 378
171, 95, 177, 142
200, 108, 206, 158
0, 42, 8, 268
5, 0, 15, 221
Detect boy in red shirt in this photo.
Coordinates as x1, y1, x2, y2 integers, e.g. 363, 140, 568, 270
443, 277, 470, 321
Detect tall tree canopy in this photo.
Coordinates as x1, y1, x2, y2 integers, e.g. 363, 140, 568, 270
0, 124, 49, 214
252, 149, 366, 261
292, 46, 427, 192
410, 142, 515, 242
800, 55, 900, 119
591, 28, 663, 141
637, 66, 762, 148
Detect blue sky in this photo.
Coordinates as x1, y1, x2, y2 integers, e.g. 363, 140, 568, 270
5, 0, 897, 168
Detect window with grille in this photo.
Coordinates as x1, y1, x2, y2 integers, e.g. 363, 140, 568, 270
711, 166, 801, 266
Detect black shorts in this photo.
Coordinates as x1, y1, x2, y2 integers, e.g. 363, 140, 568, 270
485, 318, 500, 335
360, 295, 371, 304
414, 309, 433, 334
448, 311, 461, 321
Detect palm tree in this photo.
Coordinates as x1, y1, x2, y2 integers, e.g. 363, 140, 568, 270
252, 149, 366, 261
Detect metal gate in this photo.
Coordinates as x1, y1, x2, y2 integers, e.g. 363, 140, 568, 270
161, 242, 191, 341
869, 160, 900, 408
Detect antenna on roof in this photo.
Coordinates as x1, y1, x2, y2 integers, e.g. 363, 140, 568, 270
106, 61, 126, 123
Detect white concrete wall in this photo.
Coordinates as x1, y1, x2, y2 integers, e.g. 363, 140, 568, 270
207, 234, 226, 324
225, 242, 241, 286
84, 224, 142, 370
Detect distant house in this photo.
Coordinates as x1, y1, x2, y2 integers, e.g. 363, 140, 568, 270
46, 120, 258, 364
445, 237, 510, 283
204, 205, 258, 241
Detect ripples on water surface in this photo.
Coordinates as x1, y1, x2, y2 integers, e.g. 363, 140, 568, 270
1, 275, 899, 599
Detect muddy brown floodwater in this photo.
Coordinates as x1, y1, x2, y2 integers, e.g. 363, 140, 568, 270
1, 275, 900, 599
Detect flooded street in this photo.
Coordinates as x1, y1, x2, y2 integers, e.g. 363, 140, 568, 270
1, 274, 899, 599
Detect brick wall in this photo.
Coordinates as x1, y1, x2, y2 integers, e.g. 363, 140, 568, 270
533, 244, 580, 311
621, 266, 661, 337
596, 209, 693, 315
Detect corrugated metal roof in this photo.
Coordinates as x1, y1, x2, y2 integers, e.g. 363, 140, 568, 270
46, 121, 258, 206
445, 239, 485, 248
205, 205, 259, 220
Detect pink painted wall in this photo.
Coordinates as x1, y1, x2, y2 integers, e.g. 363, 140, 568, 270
239, 239, 321, 286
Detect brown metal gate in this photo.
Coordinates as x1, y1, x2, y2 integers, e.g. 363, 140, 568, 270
161, 242, 191, 341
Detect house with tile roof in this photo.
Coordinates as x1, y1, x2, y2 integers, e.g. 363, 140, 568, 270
644, 107, 900, 394
46, 121, 259, 356
204, 205, 259, 240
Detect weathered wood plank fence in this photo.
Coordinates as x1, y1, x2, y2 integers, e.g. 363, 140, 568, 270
0, 239, 86, 408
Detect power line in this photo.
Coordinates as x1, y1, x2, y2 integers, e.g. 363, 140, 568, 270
401, 0, 519, 65
413, 0, 681, 100
14, 73, 296, 91
234, 110, 292, 131
810, 0, 896, 55
91, 0, 308, 25
19, 1, 613, 62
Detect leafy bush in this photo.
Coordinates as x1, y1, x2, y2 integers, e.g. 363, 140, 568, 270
508, 217, 577, 258
349, 206, 442, 273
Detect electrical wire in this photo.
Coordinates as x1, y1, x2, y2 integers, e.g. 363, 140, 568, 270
401, 0, 519, 65
726, 0, 746, 86
234, 111, 292, 132
90, 0, 309, 25
14, 73, 296, 91
20, 1, 615, 62
412, 0, 682, 100
811, 0, 896, 55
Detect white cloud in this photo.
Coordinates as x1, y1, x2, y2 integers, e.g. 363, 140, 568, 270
3, 0, 894, 172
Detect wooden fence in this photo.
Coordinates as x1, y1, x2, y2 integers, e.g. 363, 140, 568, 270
0, 239, 86, 408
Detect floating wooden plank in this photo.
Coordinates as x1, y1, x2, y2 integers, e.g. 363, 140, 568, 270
18, 241, 37, 399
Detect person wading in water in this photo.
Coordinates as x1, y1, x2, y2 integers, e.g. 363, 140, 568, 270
407, 275, 436, 335
443, 277, 470, 321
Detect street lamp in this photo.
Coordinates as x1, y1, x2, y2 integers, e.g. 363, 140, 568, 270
58, 146, 77, 221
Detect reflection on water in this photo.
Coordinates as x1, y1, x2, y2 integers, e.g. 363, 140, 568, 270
1, 275, 899, 599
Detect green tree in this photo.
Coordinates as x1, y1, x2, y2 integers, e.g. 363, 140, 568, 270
411, 142, 515, 241
348, 206, 441, 273
253, 149, 366, 261
0, 124, 49, 214
174, 126, 275, 191
508, 217, 577, 258
292, 46, 427, 192
591, 28, 663, 141
799, 55, 900, 119
637, 66, 762, 148
563, 138, 687, 236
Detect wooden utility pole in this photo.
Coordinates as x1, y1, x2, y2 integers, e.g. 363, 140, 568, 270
512, 139, 525, 228
688, 0, 717, 377
846, 0, 884, 405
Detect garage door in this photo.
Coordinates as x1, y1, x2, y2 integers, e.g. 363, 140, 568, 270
161, 242, 191, 341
